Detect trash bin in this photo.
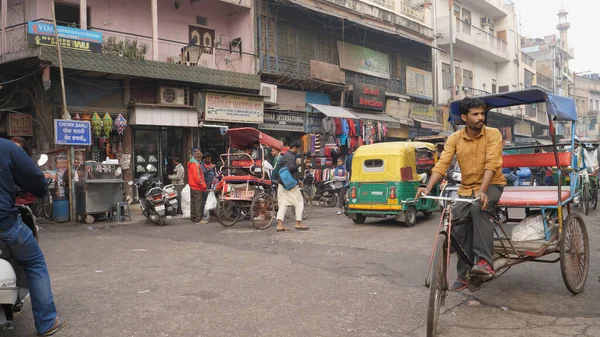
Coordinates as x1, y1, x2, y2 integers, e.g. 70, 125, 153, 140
53, 200, 69, 223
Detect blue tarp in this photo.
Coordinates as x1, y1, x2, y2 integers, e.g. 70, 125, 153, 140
449, 89, 577, 123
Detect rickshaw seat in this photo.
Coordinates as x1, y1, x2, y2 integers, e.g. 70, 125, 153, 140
498, 186, 571, 207
221, 175, 272, 186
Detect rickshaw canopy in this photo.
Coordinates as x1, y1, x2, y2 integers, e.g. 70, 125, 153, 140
351, 142, 436, 182
449, 89, 577, 123
225, 127, 284, 151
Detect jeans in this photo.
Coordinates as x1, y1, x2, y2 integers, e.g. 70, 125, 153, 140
0, 216, 57, 333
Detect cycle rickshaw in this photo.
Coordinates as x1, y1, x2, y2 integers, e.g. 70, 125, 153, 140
419, 89, 589, 337
215, 127, 311, 230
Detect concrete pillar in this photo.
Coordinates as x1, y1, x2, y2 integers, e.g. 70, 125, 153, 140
1, 0, 7, 55
151, 0, 158, 61
80, 0, 87, 29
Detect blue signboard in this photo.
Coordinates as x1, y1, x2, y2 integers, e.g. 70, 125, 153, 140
54, 120, 92, 146
27, 22, 102, 53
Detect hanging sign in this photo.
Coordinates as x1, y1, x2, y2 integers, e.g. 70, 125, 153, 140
202, 93, 264, 124
27, 21, 103, 53
353, 82, 386, 111
9, 113, 33, 136
259, 112, 305, 132
54, 119, 92, 146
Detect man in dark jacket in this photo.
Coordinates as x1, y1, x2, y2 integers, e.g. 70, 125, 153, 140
0, 139, 66, 335
201, 152, 217, 221
275, 140, 309, 232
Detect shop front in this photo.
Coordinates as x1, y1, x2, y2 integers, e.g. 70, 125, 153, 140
409, 103, 443, 138
259, 110, 306, 145
385, 99, 414, 140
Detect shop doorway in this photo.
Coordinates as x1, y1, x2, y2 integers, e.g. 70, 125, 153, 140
133, 127, 185, 185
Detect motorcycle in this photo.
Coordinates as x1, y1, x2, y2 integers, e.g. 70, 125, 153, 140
313, 180, 340, 207
0, 154, 49, 329
129, 170, 178, 226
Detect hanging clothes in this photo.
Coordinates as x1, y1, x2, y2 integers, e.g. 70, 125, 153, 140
334, 118, 343, 135
347, 119, 356, 137
341, 118, 350, 136
323, 117, 335, 135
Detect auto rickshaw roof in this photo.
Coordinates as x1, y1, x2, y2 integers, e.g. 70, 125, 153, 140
225, 127, 284, 151
354, 141, 436, 157
449, 89, 577, 123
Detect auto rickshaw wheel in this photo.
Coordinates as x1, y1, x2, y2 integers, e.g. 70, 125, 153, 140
352, 214, 366, 224
405, 206, 417, 227
422, 210, 433, 217
560, 213, 589, 294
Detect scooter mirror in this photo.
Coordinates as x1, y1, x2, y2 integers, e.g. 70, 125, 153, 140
128, 181, 134, 186
37, 154, 49, 167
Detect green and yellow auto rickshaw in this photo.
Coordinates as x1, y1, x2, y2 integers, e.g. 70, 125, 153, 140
346, 142, 439, 226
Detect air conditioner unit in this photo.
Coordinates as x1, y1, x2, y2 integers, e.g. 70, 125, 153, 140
480, 17, 493, 26
159, 87, 185, 105
260, 83, 277, 104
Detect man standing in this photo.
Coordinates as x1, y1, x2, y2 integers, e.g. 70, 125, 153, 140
274, 140, 309, 232
188, 149, 208, 224
201, 152, 217, 222
0, 139, 66, 335
168, 158, 185, 213
417, 97, 506, 292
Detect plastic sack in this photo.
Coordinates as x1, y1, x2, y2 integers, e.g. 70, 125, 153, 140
511, 214, 545, 241
205, 190, 217, 211
181, 185, 191, 219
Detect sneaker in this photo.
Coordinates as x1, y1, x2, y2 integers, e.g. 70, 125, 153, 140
200, 219, 209, 224
450, 278, 467, 292
337, 209, 342, 215
471, 259, 495, 277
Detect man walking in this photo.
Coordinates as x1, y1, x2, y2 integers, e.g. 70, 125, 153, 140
417, 97, 506, 292
0, 139, 66, 335
274, 140, 309, 232
188, 149, 208, 224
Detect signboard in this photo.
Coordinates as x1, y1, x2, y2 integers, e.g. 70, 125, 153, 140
259, 112, 305, 132
410, 103, 437, 123
406, 66, 433, 100
385, 99, 410, 119
27, 21, 102, 53
305, 114, 324, 133
514, 121, 532, 137
203, 93, 264, 124
337, 41, 390, 79
54, 120, 92, 146
309, 60, 345, 84
8, 113, 33, 136
353, 83, 386, 111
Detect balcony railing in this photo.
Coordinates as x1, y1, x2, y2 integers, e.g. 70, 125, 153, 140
521, 52, 535, 67
1, 20, 256, 75
536, 72, 553, 90
455, 18, 507, 55
400, 0, 426, 24
462, 86, 490, 97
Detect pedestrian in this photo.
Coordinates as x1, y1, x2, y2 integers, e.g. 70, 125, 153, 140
188, 149, 208, 224
333, 157, 348, 215
201, 152, 217, 222
168, 157, 185, 214
273, 140, 309, 232
0, 139, 66, 335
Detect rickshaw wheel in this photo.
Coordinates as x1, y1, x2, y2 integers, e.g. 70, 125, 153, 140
591, 187, 598, 210
582, 186, 589, 215
427, 234, 447, 337
560, 213, 589, 295
216, 200, 240, 227
250, 192, 276, 230
404, 206, 417, 227
292, 189, 312, 220
352, 214, 366, 224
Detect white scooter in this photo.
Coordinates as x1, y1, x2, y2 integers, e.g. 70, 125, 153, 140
0, 154, 48, 329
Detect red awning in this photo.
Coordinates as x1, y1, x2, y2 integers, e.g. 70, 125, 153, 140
226, 127, 284, 151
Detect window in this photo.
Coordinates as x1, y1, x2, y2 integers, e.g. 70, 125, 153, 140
463, 69, 473, 89
55, 3, 91, 27
492, 79, 497, 93
596, 100, 599, 111
363, 159, 385, 173
442, 63, 451, 90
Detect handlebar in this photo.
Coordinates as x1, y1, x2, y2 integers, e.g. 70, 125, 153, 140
418, 193, 480, 204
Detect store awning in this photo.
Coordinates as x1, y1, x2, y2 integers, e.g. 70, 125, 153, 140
346, 109, 413, 127
309, 104, 358, 119
413, 118, 443, 131
129, 104, 198, 127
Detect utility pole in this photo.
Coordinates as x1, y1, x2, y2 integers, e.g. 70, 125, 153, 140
449, 0, 455, 100
51, 1, 70, 120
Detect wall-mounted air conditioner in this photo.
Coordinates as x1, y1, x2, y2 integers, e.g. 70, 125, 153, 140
159, 87, 185, 105
260, 83, 277, 104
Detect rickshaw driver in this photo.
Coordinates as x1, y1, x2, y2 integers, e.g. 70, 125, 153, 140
417, 97, 506, 292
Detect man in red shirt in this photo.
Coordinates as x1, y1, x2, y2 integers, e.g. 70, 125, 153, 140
188, 149, 208, 223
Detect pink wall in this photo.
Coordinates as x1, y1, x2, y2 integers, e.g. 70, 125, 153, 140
33, 0, 254, 53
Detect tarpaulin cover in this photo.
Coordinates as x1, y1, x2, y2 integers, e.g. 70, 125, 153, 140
226, 127, 284, 150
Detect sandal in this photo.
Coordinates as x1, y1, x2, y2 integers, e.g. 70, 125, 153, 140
40, 317, 67, 336
295, 226, 309, 230
276, 227, 290, 232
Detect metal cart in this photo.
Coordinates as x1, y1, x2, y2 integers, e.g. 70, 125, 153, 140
76, 162, 125, 224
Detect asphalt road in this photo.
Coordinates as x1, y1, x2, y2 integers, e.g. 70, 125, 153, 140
3, 204, 599, 337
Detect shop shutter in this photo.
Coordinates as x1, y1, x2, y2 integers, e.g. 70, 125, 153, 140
277, 89, 306, 111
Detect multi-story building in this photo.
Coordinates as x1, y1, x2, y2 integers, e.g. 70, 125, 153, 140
573, 74, 600, 139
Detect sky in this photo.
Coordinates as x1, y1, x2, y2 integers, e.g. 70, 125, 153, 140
513, 0, 598, 73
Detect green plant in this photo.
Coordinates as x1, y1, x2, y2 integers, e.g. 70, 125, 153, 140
102, 36, 148, 60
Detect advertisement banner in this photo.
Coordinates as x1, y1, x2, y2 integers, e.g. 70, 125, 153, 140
309, 60, 345, 84
203, 93, 264, 124
337, 41, 390, 79
410, 103, 437, 123
406, 66, 433, 100
353, 83, 385, 111
259, 112, 305, 132
514, 121, 532, 137
27, 21, 102, 53
305, 114, 324, 133
54, 120, 92, 146
385, 99, 410, 119
8, 113, 33, 137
